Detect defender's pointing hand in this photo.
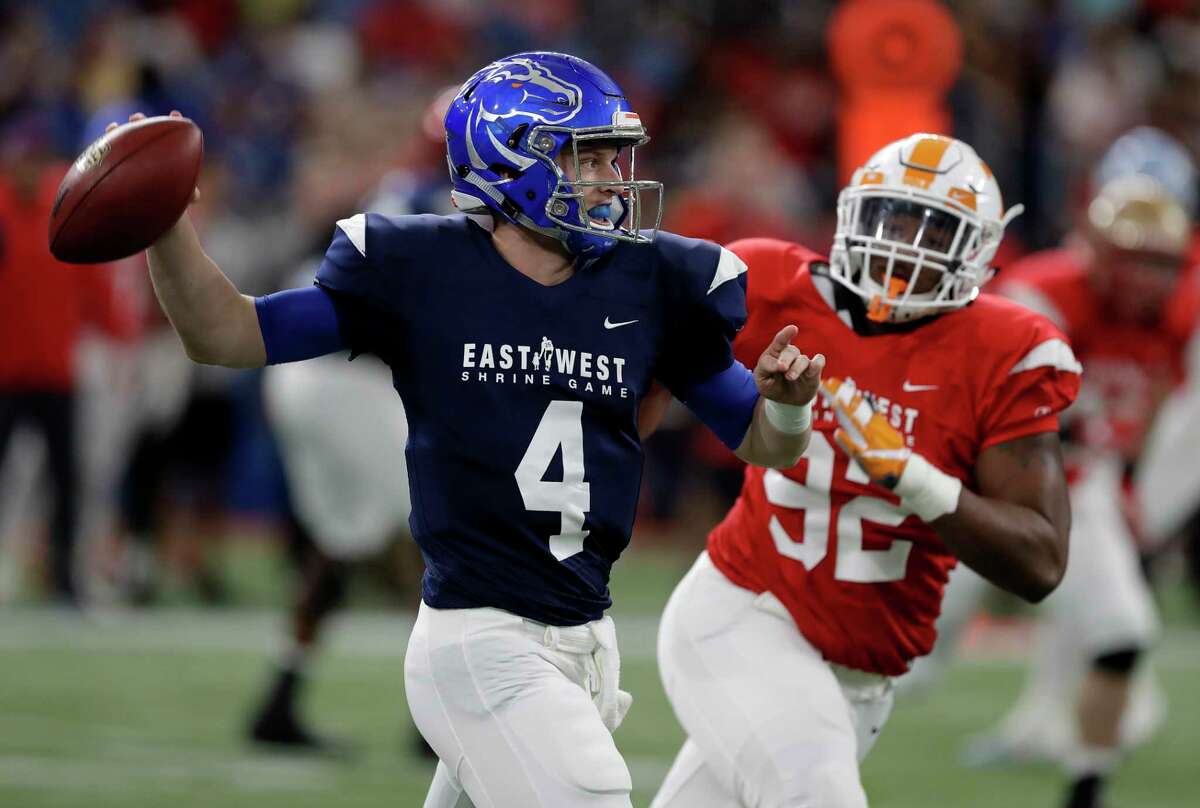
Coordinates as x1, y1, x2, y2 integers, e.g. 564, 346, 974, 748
753, 325, 825, 406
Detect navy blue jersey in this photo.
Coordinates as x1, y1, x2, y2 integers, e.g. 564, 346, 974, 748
315, 213, 746, 624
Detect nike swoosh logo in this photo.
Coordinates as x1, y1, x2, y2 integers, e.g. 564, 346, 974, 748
604, 317, 639, 330
902, 381, 939, 392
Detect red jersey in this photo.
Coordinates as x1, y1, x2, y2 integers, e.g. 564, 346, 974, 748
0, 168, 138, 390
993, 248, 1200, 463
707, 239, 1081, 676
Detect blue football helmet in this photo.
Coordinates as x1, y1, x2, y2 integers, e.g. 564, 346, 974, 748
444, 51, 662, 258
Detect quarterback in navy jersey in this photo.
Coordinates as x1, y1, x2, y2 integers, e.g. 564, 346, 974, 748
122, 51, 824, 807
314, 211, 755, 624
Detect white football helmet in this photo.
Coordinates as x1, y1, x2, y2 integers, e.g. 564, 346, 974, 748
830, 133, 1023, 323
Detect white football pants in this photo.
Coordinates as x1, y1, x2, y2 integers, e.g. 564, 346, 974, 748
653, 552, 894, 808
263, 355, 411, 561
405, 601, 634, 808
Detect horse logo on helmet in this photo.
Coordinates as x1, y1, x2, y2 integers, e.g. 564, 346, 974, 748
473, 57, 584, 126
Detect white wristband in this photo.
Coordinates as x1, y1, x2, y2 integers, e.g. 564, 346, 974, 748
894, 453, 962, 523
764, 398, 813, 435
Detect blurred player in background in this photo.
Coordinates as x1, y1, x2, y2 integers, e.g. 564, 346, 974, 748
903, 126, 1200, 808
0, 112, 138, 606
1105, 127, 1200, 604
651, 134, 1081, 808
247, 324, 414, 753
963, 175, 1196, 808
247, 89, 456, 756
118, 49, 825, 807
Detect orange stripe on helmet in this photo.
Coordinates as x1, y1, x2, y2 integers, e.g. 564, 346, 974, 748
902, 136, 953, 190
947, 187, 977, 210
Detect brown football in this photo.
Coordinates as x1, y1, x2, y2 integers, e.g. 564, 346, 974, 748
48, 115, 203, 264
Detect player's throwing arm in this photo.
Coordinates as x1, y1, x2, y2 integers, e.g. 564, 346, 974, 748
99, 112, 267, 368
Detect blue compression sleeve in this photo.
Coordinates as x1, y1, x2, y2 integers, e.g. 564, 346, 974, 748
254, 286, 346, 365
678, 361, 760, 450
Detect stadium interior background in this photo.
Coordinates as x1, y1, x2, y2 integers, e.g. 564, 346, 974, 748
1, 1, 1198, 806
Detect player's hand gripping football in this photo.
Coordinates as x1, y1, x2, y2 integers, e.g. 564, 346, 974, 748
820, 377, 910, 489
105, 110, 201, 207
753, 325, 826, 407
820, 376, 964, 521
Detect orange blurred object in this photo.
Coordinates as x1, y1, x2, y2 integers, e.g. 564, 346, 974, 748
828, 0, 963, 183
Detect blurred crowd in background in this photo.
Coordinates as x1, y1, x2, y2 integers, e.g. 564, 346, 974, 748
2, 0, 1200, 609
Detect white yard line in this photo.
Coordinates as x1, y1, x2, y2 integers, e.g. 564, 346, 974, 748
0, 608, 661, 659
0, 749, 671, 796
1, 607, 1197, 669
0, 752, 336, 792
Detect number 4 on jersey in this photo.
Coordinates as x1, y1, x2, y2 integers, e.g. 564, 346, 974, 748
516, 400, 591, 561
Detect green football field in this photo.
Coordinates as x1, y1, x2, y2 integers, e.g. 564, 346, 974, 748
2, 546, 1197, 807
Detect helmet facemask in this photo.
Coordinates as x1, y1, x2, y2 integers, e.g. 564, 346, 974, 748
832, 187, 1014, 323
530, 120, 663, 255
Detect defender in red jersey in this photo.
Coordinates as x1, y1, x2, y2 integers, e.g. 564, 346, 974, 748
651, 135, 1081, 808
